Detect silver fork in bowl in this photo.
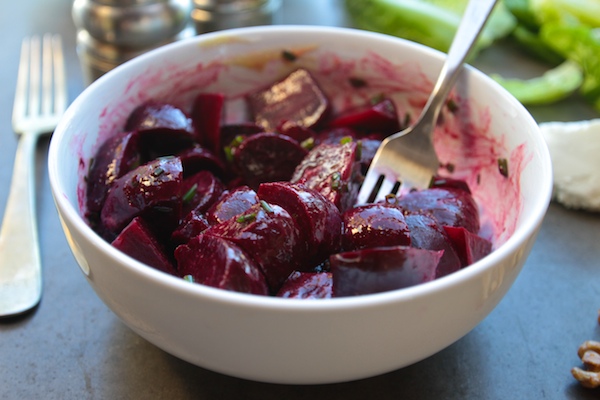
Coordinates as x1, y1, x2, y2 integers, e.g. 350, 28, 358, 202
356, 0, 498, 205
0, 34, 67, 317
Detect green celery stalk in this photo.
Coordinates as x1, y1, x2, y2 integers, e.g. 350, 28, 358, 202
491, 60, 583, 105
344, 0, 516, 55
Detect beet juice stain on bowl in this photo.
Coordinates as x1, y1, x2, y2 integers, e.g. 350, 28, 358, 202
52, 26, 551, 384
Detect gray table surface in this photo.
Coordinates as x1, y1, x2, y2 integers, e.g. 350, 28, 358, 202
1, 1, 599, 399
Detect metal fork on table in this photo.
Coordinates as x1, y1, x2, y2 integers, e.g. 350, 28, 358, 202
356, 0, 499, 205
0, 34, 67, 317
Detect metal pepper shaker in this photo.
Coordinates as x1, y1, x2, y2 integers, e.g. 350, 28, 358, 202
72, 0, 193, 83
191, 0, 281, 34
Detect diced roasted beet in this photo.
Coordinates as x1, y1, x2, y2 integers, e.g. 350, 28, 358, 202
291, 141, 361, 212
357, 138, 382, 174
404, 213, 462, 278
112, 217, 177, 276
171, 210, 211, 246
125, 101, 195, 160
327, 98, 400, 136
341, 203, 410, 251
100, 156, 183, 235
247, 68, 330, 132
204, 202, 303, 292
443, 226, 492, 267
396, 187, 480, 234
191, 92, 225, 154
275, 122, 316, 144
175, 234, 269, 295
86, 130, 140, 217
177, 145, 226, 179
206, 185, 259, 225
257, 182, 342, 266
126, 101, 194, 134
316, 127, 358, 145
220, 122, 264, 151
276, 271, 333, 299
233, 132, 308, 189
181, 170, 225, 216
330, 246, 442, 297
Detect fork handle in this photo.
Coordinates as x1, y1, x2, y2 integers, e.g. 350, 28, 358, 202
0, 132, 42, 316
419, 0, 498, 129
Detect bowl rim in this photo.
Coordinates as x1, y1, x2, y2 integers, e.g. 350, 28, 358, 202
49, 25, 553, 311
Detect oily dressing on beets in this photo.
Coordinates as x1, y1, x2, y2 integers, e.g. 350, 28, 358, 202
85, 67, 491, 297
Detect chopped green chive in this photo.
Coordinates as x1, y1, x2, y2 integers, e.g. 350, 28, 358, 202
340, 136, 353, 145
498, 158, 509, 178
447, 98, 459, 113
260, 200, 274, 213
282, 49, 297, 61
183, 275, 194, 283
331, 171, 342, 191
402, 113, 411, 129
152, 167, 164, 177
230, 135, 245, 147
348, 77, 367, 88
236, 213, 257, 223
182, 183, 198, 204
224, 146, 234, 163
300, 137, 315, 150
355, 140, 363, 161
370, 93, 385, 105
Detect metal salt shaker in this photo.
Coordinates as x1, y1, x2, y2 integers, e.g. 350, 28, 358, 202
72, 0, 193, 83
191, 0, 281, 34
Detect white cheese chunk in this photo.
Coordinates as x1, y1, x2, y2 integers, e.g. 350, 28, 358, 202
540, 119, 600, 211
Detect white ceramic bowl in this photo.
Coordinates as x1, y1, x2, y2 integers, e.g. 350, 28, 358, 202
49, 26, 552, 384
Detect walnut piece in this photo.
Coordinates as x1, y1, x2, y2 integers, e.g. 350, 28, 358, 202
572, 340, 600, 388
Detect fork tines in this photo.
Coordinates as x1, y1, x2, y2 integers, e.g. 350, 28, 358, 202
13, 34, 67, 129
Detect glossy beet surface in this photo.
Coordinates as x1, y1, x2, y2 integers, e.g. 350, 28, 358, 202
85, 68, 492, 297
330, 246, 442, 296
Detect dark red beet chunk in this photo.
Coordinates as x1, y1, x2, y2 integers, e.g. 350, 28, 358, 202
247, 68, 330, 132
181, 170, 224, 216
112, 217, 177, 276
443, 226, 492, 267
191, 92, 225, 154
126, 101, 195, 159
396, 187, 480, 234
126, 101, 194, 134
275, 123, 316, 144
175, 234, 268, 295
341, 203, 410, 251
86, 130, 140, 217
233, 132, 308, 189
291, 141, 360, 213
357, 138, 382, 174
100, 156, 183, 235
220, 122, 264, 151
204, 202, 303, 292
257, 182, 342, 266
276, 271, 333, 299
330, 246, 442, 297
206, 186, 258, 225
404, 213, 462, 278
316, 127, 358, 145
327, 98, 400, 136
171, 210, 211, 246
177, 145, 226, 179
